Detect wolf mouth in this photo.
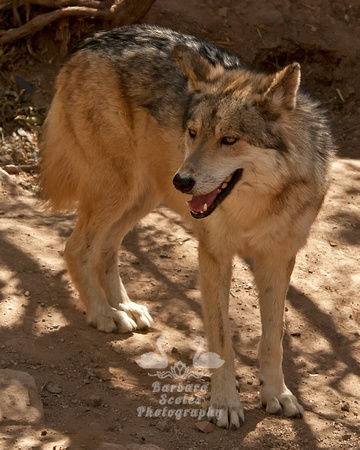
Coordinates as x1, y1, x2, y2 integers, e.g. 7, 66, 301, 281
187, 169, 243, 219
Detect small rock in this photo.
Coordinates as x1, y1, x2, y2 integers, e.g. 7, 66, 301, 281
17, 128, 35, 142
0, 369, 44, 424
0, 167, 20, 195
12, 151, 26, 163
88, 395, 102, 407
94, 368, 112, 381
1, 154, 13, 164
3, 165, 19, 175
20, 182, 32, 190
24, 291, 30, 297
341, 402, 350, 412
46, 383, 62, 394
155, 419, 171, 431
329, 241, 338, 247
196, 421, 214, 433
342, 434, 351, 440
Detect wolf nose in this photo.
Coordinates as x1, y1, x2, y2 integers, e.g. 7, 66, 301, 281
173, 173, 195, 193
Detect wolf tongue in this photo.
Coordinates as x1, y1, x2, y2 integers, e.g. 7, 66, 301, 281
187, 188, 218, 212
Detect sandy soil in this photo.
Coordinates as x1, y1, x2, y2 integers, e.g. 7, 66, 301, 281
0, 0, 359, 449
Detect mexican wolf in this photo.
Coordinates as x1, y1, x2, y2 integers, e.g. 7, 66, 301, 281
39, 25, 335, 429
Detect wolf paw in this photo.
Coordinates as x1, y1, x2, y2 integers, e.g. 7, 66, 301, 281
88, 302, 153, 333
88, 309, 137, 333
208, 396, 245, 429
117, 301, 153, 330
261, 389, 304, 418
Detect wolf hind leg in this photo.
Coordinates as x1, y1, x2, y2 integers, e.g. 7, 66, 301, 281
65, 195, 157, 333
65, 217, 133, 333
254, 253, 304, 418
95, 192, 160, 330
96, 215, 155, 331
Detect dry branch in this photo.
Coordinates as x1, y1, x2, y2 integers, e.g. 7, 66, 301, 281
0, 0, 156, 44
12, 0, 107, 8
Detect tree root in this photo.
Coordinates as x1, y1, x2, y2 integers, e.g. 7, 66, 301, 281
0, 0, 156, 44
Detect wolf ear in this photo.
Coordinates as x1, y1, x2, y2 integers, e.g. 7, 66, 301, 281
173, 44, 224, 92
263, 63, 301, 110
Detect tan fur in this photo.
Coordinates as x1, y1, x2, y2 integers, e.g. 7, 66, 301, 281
40, 26, 334, 429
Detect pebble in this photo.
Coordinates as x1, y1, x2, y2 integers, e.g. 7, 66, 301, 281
0, 154, 13, 164
88, 395, 102, 407
0, 369, 44, 424
341, 402, 350, 412
94, 368, 112, 381
196, 421, 214, 433
20, 181, 32, 190
46, 383, 62, 394
155, 420, 171, 431
3, 164, 19, 174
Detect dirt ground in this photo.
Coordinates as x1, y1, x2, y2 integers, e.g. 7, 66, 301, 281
0, 0, 360, 449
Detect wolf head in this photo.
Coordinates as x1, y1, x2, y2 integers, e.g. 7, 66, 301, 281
172, 44, 303, 219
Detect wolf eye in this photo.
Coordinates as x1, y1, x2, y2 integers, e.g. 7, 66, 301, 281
221, 136, 238, 145
189, 129, 197, 138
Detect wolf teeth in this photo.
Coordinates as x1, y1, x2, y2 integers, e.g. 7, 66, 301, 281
189, 172, 233, 215
218, 174, 232, 192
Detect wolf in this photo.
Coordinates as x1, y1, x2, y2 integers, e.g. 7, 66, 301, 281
39, 24, 334, 429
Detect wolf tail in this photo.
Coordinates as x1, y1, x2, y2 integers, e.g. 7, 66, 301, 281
39, 74, 81, 211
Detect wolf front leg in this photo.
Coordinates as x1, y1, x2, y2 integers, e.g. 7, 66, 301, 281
254, 253, 304, 418
198, 242, 245, 429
